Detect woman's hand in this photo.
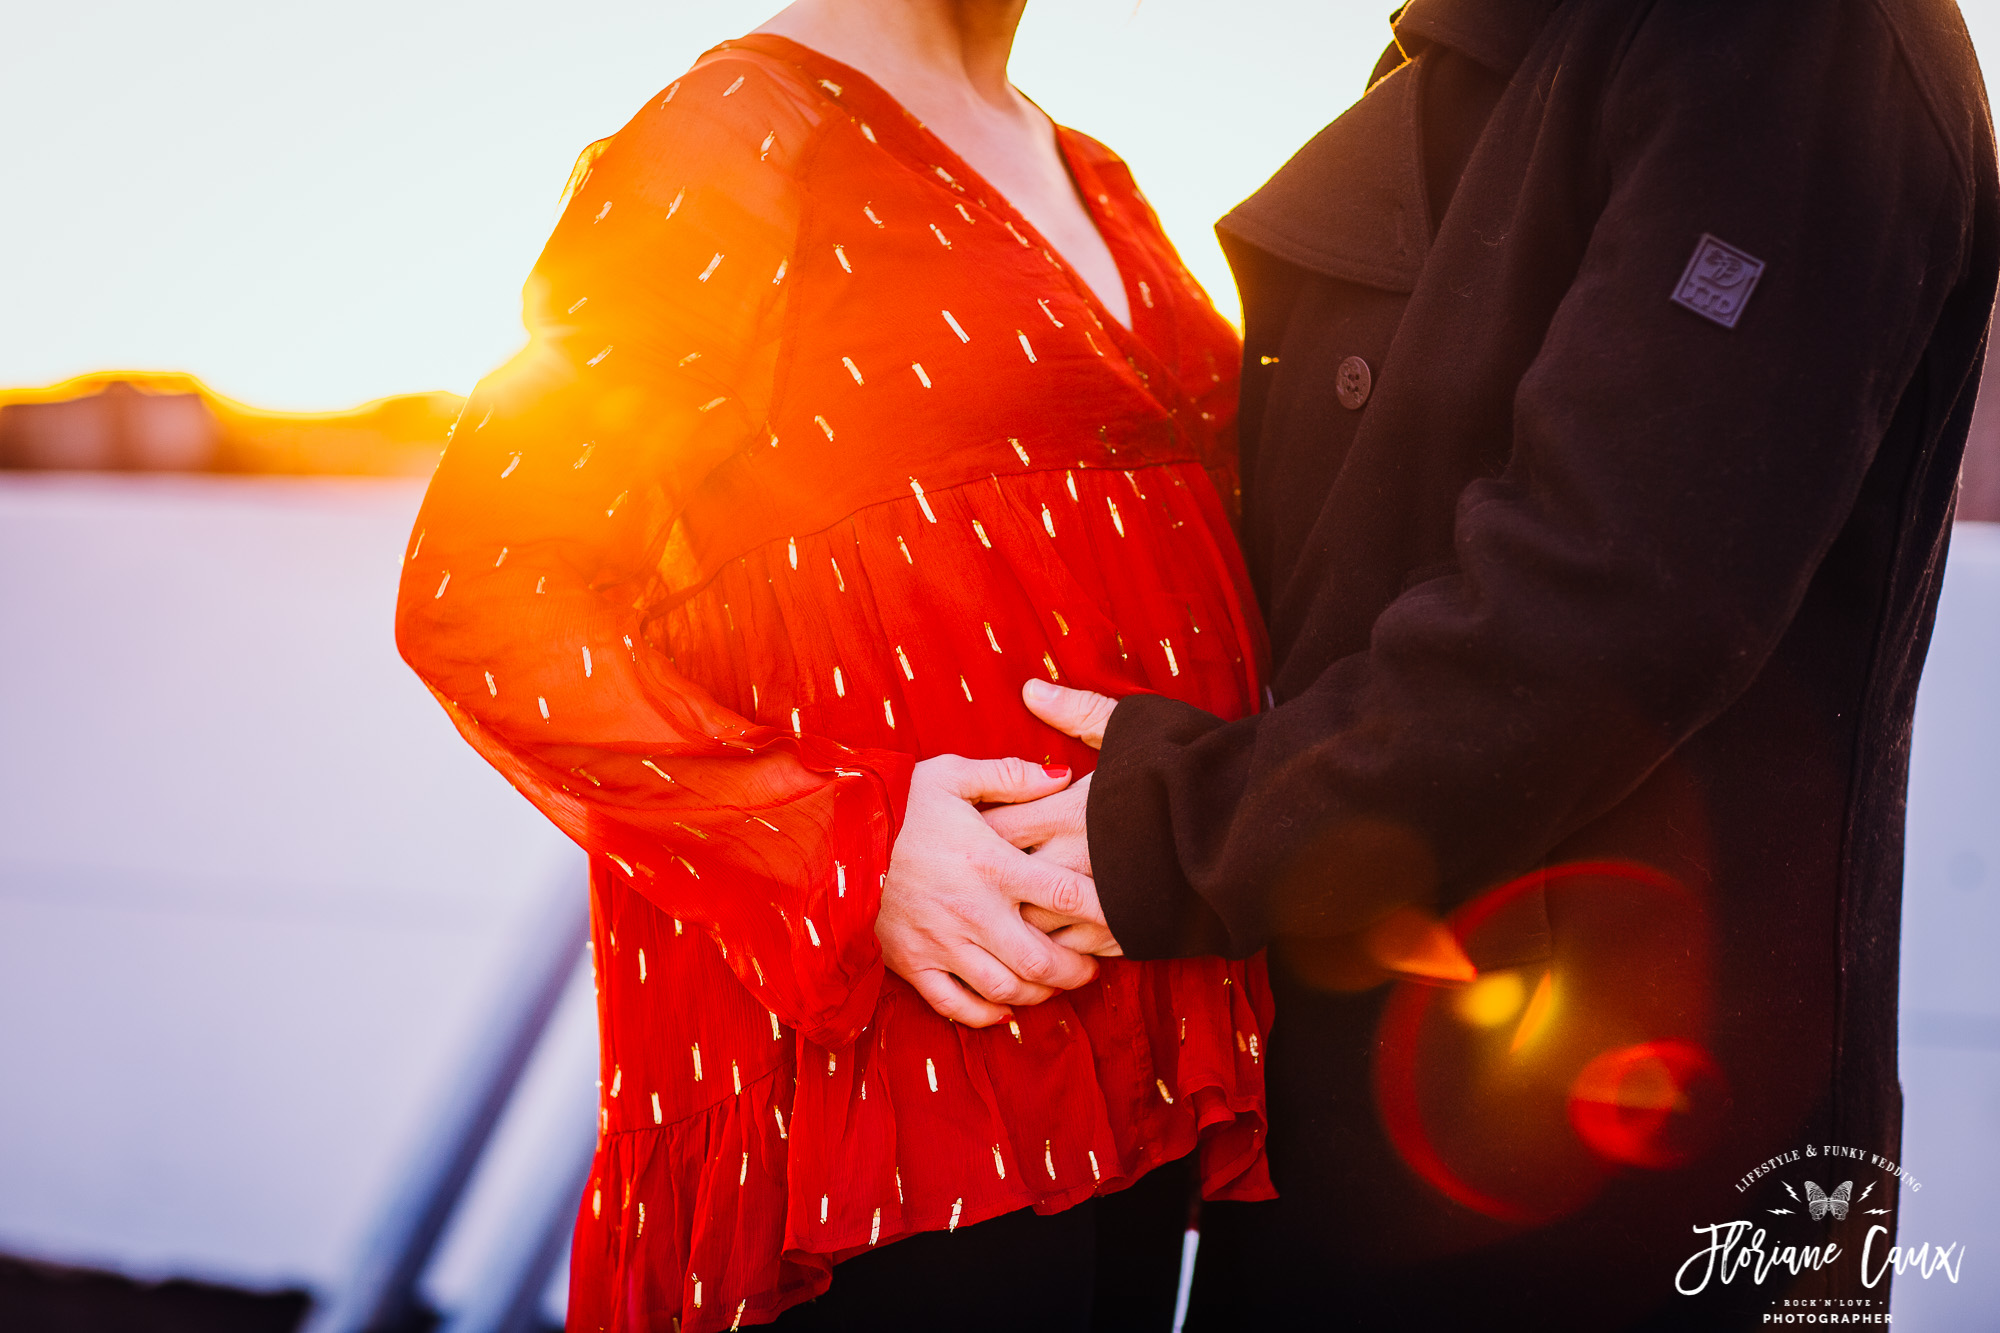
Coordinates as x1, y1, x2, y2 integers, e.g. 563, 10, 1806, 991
879, 755, 1107, 1026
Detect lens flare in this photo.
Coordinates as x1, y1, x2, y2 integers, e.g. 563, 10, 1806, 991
1567, 1039, 1726, 1169
1453, 970, 1526, 1027
1373, 860, 1722, 1225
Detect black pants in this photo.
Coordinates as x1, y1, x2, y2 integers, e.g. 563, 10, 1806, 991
774, 1153, 1193, 1333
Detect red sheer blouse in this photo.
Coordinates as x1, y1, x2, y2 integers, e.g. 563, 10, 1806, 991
396, 35, 1271, 1333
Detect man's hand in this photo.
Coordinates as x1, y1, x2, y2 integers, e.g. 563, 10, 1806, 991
983, 774, 1121, 956
880, 754, 1105, 1027
1021, 678, 1118, 747
975, 680, 1127, 956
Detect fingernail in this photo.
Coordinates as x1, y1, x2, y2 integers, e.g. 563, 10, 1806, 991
1042, 764, 1070, 779
1024, 679, 1057, 703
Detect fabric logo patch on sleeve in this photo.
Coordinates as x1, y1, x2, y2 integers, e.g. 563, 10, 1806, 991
1672, 234, 1765, 329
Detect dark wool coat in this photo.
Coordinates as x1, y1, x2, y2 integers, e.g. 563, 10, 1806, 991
1086, 0, 1999, 1325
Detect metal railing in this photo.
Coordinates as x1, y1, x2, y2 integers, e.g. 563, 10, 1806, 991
305, 876, 594, 1333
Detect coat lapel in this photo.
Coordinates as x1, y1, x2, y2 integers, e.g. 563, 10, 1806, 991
1217, 56, 1430, 293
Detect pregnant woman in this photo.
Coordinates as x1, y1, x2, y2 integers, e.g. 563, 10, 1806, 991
396, 4, 1270, 1329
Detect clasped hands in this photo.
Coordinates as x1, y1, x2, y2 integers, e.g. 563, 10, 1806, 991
877, 678, 1121, 1026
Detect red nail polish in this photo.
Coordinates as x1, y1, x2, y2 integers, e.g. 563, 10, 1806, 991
1043, 764, 1070, 779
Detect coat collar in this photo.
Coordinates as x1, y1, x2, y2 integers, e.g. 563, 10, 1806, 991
1216, 0, 1561, 290
1393, 0, 1564, 78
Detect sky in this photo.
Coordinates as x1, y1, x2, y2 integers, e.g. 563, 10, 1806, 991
1, 1, 1393, 411
9, 2, 2000, 412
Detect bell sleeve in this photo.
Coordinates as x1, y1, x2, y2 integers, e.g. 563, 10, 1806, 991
396, 57, 909, 1051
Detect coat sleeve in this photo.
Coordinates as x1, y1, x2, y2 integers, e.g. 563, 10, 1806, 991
1087, 5, 1978, 958
396, 57, 911, 1049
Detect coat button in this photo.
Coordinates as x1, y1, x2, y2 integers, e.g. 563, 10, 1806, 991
1335, 355, 1373, 410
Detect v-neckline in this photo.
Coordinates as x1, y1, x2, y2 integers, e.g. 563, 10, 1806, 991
727, 33, 1163, 361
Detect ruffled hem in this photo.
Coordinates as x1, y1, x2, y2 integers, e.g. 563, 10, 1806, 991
568, 957, 1271, 1333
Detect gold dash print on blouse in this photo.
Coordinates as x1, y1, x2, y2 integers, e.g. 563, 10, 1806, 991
1089, 1150, 1102, 1182
1011, 438, 1032, 465
1041, 504, 1057, 538
758, 130, 775, 160
960, 675, 974, 702
690, 1044, 703, 1081
992, 1145, 1007, 1179
870, 1208, 882, 1246
483, 671, 496, 697
581, 646, 593, 677
882, 698, 897, 729
1066, 471, 1079, 502
942, 309, 970, 342
864, 203, 884, 227
1045, 1140, 1057, 1180
834, 244, 852, 272
652, 1091, 664, 1123
697, 253, 723, 282
1008, 1018, 1022, 1041
1161, 638, 1181, 676
723, 74, 745, 96
816, 414, 834, 440
972, 519, 991, 548
930, 223, 952, 248
950, 1198, 964, 1231
1107, 498, 1125, 536
1156, 1078, 1174, 1105
1017, 330, 1037, 363
912, 362, 931, 387
1038, 298, 1064, 328
896, 646, 914, 680
926, 1057, 939, 1092
833, 666, 846, 697
666, 187, 684, 219
909, 478, 937, 522
842, 355, 864, 384
984, 622, 1002, 653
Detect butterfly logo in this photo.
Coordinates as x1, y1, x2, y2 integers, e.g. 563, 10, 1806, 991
1805, 1180, 1853, 1221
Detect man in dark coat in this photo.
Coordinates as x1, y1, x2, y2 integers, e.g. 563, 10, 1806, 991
999, 0, 2000, 1325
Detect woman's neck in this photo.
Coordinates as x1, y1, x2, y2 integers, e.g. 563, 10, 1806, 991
756, 0, 1032, 130
753, 0, 1135, 329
